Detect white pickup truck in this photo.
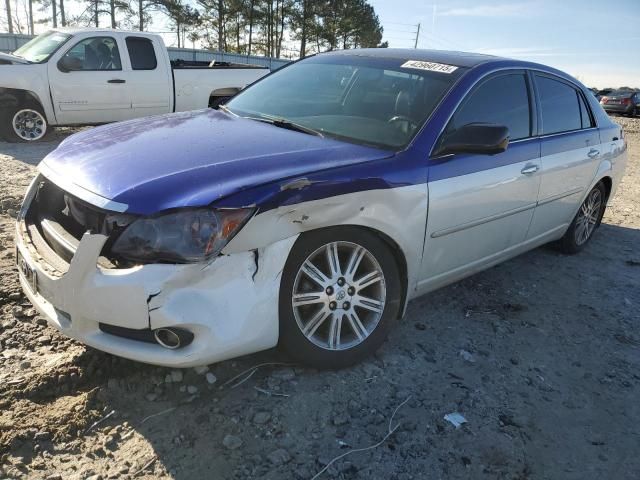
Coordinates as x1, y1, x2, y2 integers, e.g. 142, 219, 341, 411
0, 28, 270, 142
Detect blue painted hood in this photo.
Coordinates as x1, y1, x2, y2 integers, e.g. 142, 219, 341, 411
41, 109, 392, 215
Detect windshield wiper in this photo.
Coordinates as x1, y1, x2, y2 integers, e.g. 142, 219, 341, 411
271, 118, 324, 137
11, 53, 31, 63
217, 104, 234, 115
243, 114, 324, 137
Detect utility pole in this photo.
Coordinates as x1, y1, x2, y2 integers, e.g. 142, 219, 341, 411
5, 0, 13, 33
414, 23, 421, 49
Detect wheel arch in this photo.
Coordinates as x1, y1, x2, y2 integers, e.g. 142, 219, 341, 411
0, 88, 48, 120
599, 175, 613, 202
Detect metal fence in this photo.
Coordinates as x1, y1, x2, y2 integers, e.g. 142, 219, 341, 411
0, 33, 290, 70
0, 33, 33, 52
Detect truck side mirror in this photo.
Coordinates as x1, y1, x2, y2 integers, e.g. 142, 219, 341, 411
58, 55, 82, 72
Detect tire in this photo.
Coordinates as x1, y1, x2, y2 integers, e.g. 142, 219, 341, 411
559, 182, 606, 254
278, 227, 402, 369
1, 103, 49, 142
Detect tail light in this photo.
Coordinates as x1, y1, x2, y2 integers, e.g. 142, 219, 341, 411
622, 97, 631, 105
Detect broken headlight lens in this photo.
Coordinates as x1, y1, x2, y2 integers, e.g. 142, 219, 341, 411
111, 208, 254, 263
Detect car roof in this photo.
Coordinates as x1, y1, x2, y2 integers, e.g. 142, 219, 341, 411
320, 48, 593, 92
50, 27, 158, 36
321, 48, 501, 68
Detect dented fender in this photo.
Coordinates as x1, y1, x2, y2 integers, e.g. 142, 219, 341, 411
224, 185, 429, 300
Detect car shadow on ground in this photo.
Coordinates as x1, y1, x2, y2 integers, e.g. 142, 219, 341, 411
46, 221, 638, 480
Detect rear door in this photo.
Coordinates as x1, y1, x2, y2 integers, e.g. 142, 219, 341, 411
526, 73, 601, 239
420, 71, 541, 284
124, 36, 172, 117
48, 35, 133, 124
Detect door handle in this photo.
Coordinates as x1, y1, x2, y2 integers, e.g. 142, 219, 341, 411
107, 79, 126, 84
587, 149, 600, 158
521, 165, 539, 175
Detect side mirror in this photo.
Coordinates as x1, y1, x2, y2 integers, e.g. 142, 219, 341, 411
58, 55, 82, 72
435, 123, 510, 156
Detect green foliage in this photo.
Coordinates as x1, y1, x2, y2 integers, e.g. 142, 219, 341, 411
195, 0, 384, 57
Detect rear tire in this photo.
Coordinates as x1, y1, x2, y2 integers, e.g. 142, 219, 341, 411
278, 227, 402, 369
1, 103, 49, 142
559, 182, 606, 254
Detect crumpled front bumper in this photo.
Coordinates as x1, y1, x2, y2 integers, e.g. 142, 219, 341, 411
15, 179, 297, 367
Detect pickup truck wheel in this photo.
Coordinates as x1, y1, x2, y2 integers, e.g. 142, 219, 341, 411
3, 105, 48, 142
278, 227, 402, 369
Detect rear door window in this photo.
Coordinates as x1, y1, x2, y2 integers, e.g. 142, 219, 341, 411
447, 73, 532, 141
535, 75, 583, 134
126, 37, 157, 70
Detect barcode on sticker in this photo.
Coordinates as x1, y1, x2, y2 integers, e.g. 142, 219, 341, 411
401, 60, 458, 74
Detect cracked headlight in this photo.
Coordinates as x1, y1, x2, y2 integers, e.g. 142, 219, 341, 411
111, 208, 254, 263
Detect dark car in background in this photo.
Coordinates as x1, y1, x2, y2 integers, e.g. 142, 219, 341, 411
600, 89, 639, 116
595, 88, 614, 100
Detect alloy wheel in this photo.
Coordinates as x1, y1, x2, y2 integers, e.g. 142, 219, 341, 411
292, 241, 386, 351
12, 109, 47, 141
574, 188, 602, 246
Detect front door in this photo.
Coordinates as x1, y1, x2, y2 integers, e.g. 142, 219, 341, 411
48, 35, 132, 125
419, 71, 541, 288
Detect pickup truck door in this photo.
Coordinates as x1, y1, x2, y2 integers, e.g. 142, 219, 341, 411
419, 71, 541, 288
122, 36, 172, 118
48, 35, 132, 124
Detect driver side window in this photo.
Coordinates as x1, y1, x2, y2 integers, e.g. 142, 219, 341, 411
447, 73, 532, 141
61, 37, 122, 71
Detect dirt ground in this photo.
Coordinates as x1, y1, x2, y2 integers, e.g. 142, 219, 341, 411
0, 118, 638, 480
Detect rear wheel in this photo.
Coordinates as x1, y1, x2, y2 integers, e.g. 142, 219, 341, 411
278, 227, 402, 369
559, 182, 606, 254
2, 104, 48, 142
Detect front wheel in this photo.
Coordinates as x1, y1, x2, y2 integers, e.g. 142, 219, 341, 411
2, 105, 49, 142
278, 227, 402, 369
559, 182, 606, 254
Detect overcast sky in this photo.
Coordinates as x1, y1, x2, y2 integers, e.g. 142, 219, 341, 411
369, 0, 640, 88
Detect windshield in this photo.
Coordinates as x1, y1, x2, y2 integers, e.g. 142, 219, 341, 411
226, 55, 467, 150
13, 31, 71, 63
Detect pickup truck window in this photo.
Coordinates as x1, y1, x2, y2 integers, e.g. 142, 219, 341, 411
126, 37, 158, 70
226, 57, 466, 150
13, 31, 71, 63
62, 37, 122, 71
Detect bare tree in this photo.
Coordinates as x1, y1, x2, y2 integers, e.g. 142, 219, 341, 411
28, 0, 33, 34
59, 0, 65, 25
5, 0, 14, 33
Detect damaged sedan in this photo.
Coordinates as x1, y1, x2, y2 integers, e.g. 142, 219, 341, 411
15, 49, 627, 368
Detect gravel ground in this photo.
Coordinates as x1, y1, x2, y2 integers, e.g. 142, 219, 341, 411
0, 119, 639, 480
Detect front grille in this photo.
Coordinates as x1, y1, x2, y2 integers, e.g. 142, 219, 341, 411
23, 177, 136, 270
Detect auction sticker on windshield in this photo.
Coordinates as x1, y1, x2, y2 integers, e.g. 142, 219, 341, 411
401, 60, 458, 74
